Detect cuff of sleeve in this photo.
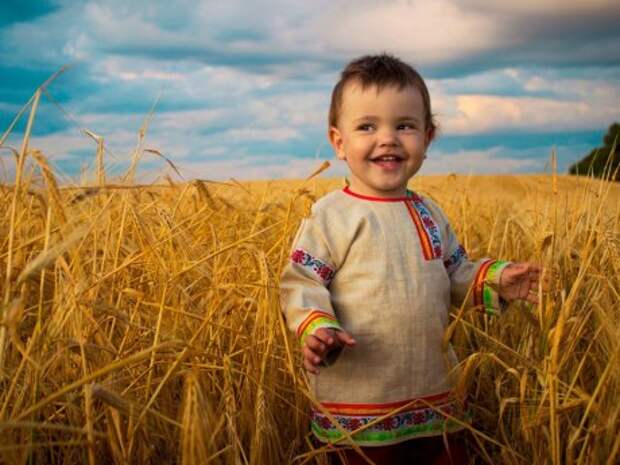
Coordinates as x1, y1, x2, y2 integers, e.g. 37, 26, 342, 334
296, 310, 343, 346
475, 260, 512, 316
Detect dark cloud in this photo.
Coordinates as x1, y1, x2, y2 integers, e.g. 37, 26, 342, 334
450, 1, 620, 74
0, 0, 58, 27
103, 43, 341, 78
2, 1, 618, 79
419, 39, 620, 79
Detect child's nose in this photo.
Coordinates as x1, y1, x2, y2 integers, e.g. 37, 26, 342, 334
377, 127, 398, 146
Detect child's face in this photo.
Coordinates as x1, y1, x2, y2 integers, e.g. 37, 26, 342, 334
328, 82, 432, 198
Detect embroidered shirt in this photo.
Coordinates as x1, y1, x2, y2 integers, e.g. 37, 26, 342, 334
279, 186, 510, 447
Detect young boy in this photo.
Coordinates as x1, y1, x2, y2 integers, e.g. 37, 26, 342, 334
279, 54, 541, 465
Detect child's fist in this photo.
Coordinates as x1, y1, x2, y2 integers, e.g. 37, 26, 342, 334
302, 328, 356, 375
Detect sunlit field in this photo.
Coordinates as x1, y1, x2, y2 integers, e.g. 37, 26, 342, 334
1, 96, 619, 464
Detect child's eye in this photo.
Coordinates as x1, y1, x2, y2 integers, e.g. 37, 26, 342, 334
357, 123, 374, 131
397, 123, 416, 130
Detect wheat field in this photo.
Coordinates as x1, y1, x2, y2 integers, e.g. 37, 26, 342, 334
1, 97, 619, 464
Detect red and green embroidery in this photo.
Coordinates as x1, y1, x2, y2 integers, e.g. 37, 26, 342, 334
311, 392, 467, 445
405, 194, 442, 260
290, 248, 335, 285
473, 259, 511, 316
296, 310, 342, 343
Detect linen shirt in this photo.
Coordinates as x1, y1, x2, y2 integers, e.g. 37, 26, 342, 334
280, 186, 510, 446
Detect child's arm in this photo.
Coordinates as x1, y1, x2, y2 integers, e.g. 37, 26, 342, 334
443, 221, 512, 315
280, 212, 355, 374
435, 203, 541, 315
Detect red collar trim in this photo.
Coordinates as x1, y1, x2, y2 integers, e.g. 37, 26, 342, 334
342, 186, 412, 202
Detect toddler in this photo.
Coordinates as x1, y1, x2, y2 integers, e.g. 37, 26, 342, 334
279, 54, 541, 465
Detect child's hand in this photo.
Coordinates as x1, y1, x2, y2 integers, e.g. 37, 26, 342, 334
499, 262, 543, 304
302, 328, 356, 375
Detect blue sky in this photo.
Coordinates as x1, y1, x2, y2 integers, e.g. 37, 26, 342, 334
1, 0, 619, 182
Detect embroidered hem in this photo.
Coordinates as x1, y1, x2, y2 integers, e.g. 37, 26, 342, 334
473, 259, 511, 316
297, 310, 342, 345
310, 392, 469, 446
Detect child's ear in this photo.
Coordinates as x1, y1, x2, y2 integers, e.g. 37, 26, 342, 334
328, 126, 346, 160
425, 126, 436, 147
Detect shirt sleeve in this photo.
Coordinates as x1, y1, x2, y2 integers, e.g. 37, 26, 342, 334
279, 211, 343, 346
442, 220, 512, 316
419, 195, 512, 316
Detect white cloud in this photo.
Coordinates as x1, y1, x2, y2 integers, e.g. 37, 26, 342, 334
440, 94, 617, 134
318, 0, 500, 65
244, 92, 329, 127
1, 0, 618, 184
221, 127, 302, 142
91, 57, 278, 94
428, 67, 620, 134
171, 155, 346, 181
82, 2, 178, 51
421, 147, 543, 174
149, 108, 231, 131
522, 74, 620, 101
14, 132, 92, 160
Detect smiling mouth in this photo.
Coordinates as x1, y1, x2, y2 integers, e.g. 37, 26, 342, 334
371, 155, 404, 170
371, 155, 403, 162
371, 155, 404, 167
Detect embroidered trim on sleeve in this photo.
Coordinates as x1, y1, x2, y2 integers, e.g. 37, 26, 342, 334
443, 244, 467, 275
405, 194, 443, 260
296, 310, 342, 343
473, 259, 511, 316
290, 248, 335, 285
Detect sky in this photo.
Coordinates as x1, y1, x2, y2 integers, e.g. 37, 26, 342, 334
1, 0, 619, 182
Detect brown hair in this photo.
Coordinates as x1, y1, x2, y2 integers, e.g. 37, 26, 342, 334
328, 53, 436, 137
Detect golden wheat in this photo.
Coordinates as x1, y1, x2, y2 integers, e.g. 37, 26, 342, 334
0, 97, 619, 464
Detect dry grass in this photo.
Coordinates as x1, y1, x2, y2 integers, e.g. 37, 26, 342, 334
0, 99, 619, 464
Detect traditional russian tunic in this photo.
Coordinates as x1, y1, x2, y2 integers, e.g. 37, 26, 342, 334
279, 186, 510, 447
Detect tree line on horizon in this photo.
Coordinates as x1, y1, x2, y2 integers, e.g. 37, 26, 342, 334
569, 122, 619, 181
